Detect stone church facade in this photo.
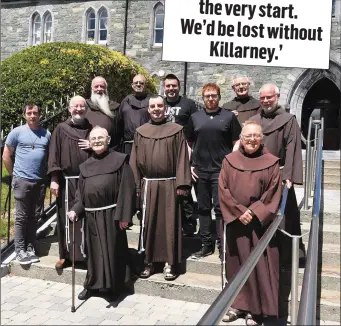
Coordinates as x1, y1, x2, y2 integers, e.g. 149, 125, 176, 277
1, 0, 341, 149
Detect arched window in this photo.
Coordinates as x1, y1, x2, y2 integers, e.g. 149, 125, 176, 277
98, 8, 108, 44
43, 12, 52, 43
153, 3, 164, 46
32, 13, 42, 45
86, 9, 96, 43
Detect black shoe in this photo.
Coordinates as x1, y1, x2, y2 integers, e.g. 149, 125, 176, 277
183, 223, 195, 237
78, 288, 91, 300
191, 245, 213, 259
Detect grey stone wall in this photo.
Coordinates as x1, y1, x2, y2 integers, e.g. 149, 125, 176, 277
1, 0, 340, 105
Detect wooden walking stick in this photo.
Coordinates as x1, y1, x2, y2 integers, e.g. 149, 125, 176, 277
71, 218, 76, 313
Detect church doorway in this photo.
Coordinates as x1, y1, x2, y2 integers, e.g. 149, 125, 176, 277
301, 77, 341, 150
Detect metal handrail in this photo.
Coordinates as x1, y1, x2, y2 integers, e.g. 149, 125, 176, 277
197, 186, 289, 326
297, 127, 324, 325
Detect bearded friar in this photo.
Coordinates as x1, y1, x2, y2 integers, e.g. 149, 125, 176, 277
117, 74, 150, 156
85, 76, 121, 149
219, 121, 282, 325
48, 96, 93, 270
250, 83, 305, 271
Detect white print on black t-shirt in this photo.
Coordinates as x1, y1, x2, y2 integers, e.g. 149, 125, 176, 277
165, 106, 181, 122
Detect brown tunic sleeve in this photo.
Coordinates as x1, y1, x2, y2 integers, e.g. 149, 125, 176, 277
248, 163, 282, 225
218, 158, 249, 224
175, 129, 192, 189
129, 132, 142, 192
47, 126, 62, 176
114, 162, 137, 223
71, 173, 85, 217
282, 117, 303, 184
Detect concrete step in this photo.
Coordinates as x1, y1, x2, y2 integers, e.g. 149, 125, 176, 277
303, 167, 340, 177
9, 255, 340, 323
303, 160, 340, 168
296, 183, 340, 190
300, 210, 340, 225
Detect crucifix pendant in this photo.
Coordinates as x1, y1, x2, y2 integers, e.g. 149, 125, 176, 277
32, 144, 35, 149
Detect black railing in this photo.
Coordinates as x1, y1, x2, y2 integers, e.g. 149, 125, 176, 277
197, 185, 289, 326
297, 126, 324, 325
0, 106, 69, 256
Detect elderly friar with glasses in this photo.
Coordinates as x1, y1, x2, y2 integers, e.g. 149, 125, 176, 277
218, 120, 283, 326
67, 125, 136, 302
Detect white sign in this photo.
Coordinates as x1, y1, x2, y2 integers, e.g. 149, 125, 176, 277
162, 0, 332, 69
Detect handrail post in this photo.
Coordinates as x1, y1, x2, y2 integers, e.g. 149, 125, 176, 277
304, 117, 313, 209
291, 236, 300, 325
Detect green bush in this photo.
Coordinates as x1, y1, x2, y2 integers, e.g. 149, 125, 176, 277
0, 42, 157, 135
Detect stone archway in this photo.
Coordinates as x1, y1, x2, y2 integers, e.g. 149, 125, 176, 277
278, 53, 341, 129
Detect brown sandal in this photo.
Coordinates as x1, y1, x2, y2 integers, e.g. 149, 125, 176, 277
163, 264, 177, 281
140, 264, 153, 279
222, 309, 245, 322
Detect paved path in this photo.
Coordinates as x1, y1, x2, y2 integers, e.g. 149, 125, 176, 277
2, 274, 340, 325
1, 275, 244, 326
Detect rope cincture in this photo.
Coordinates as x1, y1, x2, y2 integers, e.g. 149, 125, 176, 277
138, 176, 176, 254
64, 175, 86, 258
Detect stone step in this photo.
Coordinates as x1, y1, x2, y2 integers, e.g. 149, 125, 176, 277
303, 160, 340, 168
296, 183, 340, 190
8, 255, 341, 323
300, 210, 340, 225
303, 167, 340, 177
35, 226, 340, 284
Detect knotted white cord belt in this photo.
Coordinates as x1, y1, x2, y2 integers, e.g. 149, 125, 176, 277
138, 176, 176, 254
64, 175, 86, 258
84, 203, 117, 212
123, 140, 134, 144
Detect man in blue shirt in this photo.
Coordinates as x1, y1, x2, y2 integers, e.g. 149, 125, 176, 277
3, 104, 51, 265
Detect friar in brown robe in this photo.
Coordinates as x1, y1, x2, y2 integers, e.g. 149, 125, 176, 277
48, 96, 92, 269
251, 83, 304, 269
69, 126, 136, 301
219, 121, 282, 324
222, 76, 261, 125
129, 94, 191, 280
117, 74, 150, 155
85, 76, 121, 149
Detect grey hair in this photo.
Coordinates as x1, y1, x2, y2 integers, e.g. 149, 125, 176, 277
239, 120, 264, 139
259, 83, 280, 95
231, 75, 250, 87
91, 76, 108, 88
89, 125, 109, 139
69, 95, 86, 107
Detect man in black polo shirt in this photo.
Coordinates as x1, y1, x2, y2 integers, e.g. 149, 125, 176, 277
164, 73, 199, 236
187, 83, 241, 259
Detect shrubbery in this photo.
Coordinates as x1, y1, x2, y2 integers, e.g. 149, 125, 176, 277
1, 42, 157, 134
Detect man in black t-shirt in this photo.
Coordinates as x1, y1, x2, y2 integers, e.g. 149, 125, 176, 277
187, 83, 241, 260
164, 73, 198, 236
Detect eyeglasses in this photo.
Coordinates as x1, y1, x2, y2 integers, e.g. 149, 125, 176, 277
133, 81, 145, 85
241, 134, 262, 140
233, 82, 249, 88
203, 94, 219, 100
90, 136, 107, 141
70, 105, 86, 109
260, 94, 277, 101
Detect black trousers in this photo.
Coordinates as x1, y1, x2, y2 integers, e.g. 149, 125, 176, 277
195, 169, 222, 250
179, 187, 197, 227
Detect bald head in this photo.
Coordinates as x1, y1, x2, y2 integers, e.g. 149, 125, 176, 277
259, 83, 279, 95
132, 74, 146, 95
69, 95, 86, 107
89, 125, 109, 139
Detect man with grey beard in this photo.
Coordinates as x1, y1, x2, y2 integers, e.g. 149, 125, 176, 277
85, 76, 121, 149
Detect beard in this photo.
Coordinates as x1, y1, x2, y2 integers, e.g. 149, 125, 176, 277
262, 99, 279, 114
71, 114, 86, 125
91, 92, 113, 118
